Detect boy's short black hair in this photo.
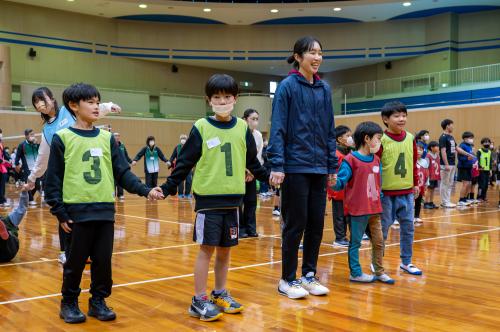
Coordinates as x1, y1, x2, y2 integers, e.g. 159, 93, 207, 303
381, 101, 407, 127
335, 125, 351, 142
428, 140, 439, 149
480, 137, 491, 145
353, 121, 383, 150
441, 119, 453, 130
462, 131, 474, 139
24, 128, 33, 137
62, 83, 101, 116
205, 74, 239, 99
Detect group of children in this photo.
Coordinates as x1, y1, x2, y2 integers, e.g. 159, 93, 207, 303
0, 72, 498, 326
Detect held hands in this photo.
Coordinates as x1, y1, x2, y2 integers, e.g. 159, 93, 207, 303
413, 186, 420, 197
269, 171, 285, 187
328, 174, 337, 188
147, 187, 165, 200
166, 161, 172, 169
131, 161, 137, 166
445, 165, 454, 171
245, 169, 254, 182
61, 220, 74, 233
23, 180, 35, 191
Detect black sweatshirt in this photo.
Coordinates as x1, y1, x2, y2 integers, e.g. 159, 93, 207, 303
168, 144, 182, 166
160, 116, 269, 211
45, 127, 150, 223
117, 142, 133, 164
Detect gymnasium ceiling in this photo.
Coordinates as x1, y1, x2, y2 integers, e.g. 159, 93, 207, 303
4, 0, 500, 75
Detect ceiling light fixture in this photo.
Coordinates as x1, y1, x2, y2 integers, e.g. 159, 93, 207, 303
139, 4, 148, 9
403, 2, 412, 6
333, 8, 342, 12
203, 8, 211, 13
270, 9, 279, 13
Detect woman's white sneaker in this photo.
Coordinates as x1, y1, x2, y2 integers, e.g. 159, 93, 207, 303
300, 272, 329, 296
278, 279, 309, 299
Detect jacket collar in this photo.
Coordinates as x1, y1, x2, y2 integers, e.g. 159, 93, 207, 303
288, 69, 323, 86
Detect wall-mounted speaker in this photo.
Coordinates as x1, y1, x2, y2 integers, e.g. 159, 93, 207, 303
385, 61, 392, 70
172, 64, 178, 73
28, 48, 37, 58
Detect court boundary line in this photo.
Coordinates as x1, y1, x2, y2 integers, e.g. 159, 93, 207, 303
0, 227, 498, 306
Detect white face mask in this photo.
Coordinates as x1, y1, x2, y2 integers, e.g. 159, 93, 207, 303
180, 139, 186, 145
149, 141, 155, 147
423, 134, 430, 142
369, 142, 381, 154
212, 103, 234, 117
346, 136, 354, 147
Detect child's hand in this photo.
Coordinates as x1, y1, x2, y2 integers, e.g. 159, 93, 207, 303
131, 161, 137, 166
328, 174, 337, 188
245, 169, 254, 182
22, 181, 35, 192
148, 187, 165, 200
61, 220, 74, 233
110, 103, 122, 114
413, 186, 420, 197
269, 171, 285, 186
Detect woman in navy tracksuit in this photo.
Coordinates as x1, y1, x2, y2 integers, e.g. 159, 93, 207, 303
268, 37, 337, 299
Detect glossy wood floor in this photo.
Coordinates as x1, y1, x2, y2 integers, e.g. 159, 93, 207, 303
0, 183, 499, 331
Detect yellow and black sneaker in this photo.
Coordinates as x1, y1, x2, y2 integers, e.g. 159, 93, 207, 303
188, 295, 223, 322
210, 290, 244, 314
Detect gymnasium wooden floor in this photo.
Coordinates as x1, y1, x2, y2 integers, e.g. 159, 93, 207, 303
0, 184, 499, 331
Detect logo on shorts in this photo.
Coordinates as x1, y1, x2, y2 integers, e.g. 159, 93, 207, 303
230, 227, 238, 239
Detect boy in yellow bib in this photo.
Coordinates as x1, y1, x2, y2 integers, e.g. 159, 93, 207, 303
45, 83, 163, 324
160, 74, 268, 322
376, 101, 422, 276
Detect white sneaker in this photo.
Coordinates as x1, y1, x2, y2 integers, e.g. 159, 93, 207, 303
300, 272, 329, 296
457, 201, 468, 207
466, 199, 475, 205
272, 209, 281, 216
29, 201, 37, 207
278, 279, 309, 299
414, 218, 423, 223
393, 220, 399, 225
391, 220, 400, 229
1, 202, 10, 208
58, 252, 66, 265
441, 203, 456, 208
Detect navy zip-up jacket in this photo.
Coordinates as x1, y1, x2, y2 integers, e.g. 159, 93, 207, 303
268, 70, 337, 174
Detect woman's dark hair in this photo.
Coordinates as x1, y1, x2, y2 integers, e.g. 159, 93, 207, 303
287, 36, 323, 70
242, 108, 259, 120
381, 101, 407, 127
462, 131, 474, 139
146, 136, 155, 146
353, 121, 383, 150
32, 87, 60, 123
62, 83, 101, 116
335, 125, 351, 142
415, 130, 429, 141
205, 74, 239, 99
24, 128, 33, 137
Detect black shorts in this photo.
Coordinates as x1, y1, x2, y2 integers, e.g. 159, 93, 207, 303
193, 209, 239, 247
427, 180, 439, 189
457, 168, 472, 182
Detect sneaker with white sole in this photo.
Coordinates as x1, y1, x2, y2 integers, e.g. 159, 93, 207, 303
400, 263, 422, 275
376, 274, 395, 284
441, 203, 456, 208
278, 279, 309, 299
188, 296, 222, 322
349, 273, 376, 283
300, 272, 329, 296
29, 201, 37, 207
391, 220, 400, 229
333, 239, 349, 247
58, 252, 66, 265
362, 233, 370, 241
414, 218, 423, 223
1, 202, 11, 208
272, 209, 281, 216
457, 201, 468, 207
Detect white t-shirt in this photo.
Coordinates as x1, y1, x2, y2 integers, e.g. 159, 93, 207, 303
253, 130, 264, 165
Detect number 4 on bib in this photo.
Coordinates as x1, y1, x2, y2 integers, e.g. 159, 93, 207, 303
395, 152, 407, 178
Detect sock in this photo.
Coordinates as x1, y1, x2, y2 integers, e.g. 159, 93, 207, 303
212, 289, 225, 296
469, 193, 475, 199
274, 206, 278, 210
195, 294, 207, 301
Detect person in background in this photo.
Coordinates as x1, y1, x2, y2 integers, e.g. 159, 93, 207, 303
113, 132, 132, 201
167, 134, 193, 199
415, 130, 430, 158
132, 136, 168, 188
15, 129, 40, 206
0, 129, 10, 208
424, 141, 440, 209
477, 137, 493, 202
457, 132, 475, 207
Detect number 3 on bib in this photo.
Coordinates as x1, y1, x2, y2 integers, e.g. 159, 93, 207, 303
395, 152, 407, 178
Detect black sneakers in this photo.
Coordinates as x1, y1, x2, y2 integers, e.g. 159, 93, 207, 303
88, 297, 116, 321
60, 300, 86, 324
